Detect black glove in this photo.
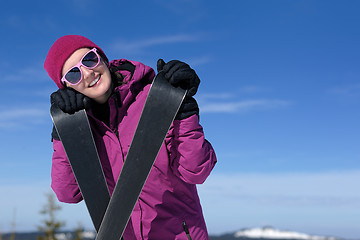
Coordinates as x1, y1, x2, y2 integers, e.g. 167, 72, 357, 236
50, 88, 92, 141
157, 59, 200, 119
50, 88, 91, 114
176, 96, 199, 120
157, 59, 200, 97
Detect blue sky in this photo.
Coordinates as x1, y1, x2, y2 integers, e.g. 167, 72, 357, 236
0, 0, 359, 238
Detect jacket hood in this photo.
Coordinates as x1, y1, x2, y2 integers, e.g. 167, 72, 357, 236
108, 59, 155, 98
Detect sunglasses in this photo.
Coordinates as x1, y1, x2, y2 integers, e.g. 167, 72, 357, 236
61, 48, 101, 85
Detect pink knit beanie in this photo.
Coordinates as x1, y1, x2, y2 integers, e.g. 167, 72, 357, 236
44, 35, 108, 89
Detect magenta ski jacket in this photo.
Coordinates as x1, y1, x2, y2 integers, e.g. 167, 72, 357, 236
51, 59, 217, 240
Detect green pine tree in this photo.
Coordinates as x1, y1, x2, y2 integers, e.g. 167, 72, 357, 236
37, 193, 65, 240
72, 223, 83, 240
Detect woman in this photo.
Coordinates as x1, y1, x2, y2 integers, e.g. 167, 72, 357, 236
44, 35, 217, 239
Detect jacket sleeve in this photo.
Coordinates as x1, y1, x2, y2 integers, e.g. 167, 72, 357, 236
51, 139, 83, 203
165, 114, 217, 184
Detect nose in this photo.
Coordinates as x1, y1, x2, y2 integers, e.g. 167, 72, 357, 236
80, 65, 94, 81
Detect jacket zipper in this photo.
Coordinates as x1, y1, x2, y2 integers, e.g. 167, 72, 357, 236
182, 221, 192, 240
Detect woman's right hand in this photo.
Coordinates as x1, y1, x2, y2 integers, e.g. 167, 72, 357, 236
50, 88, 91, 114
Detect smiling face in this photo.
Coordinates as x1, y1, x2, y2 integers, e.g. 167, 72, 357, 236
62, 48, 113, 104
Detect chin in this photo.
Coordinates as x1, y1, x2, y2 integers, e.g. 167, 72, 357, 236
92, 83, 113, 103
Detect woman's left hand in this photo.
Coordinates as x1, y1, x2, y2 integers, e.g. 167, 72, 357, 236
157, 59, 200, 97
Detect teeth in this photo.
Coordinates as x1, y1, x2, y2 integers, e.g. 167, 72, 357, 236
89, 76, 100, 87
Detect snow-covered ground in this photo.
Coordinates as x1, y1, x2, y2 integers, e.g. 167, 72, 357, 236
234, 227, 337, 240
54, 230, 96, 240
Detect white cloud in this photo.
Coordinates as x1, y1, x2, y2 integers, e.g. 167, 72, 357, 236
199, 170, 360, 202
197, 88, 291, 114
110, 33, 204, 54
0, 107, 48, 129
328, 84, 360, 98
198, 170, 360, 236
2, 65, 48, 83
4, 14, 57, 34
0, 108, 45, 120
198, 93, 234, 100
186, 55, 213, 67
199, 99, 291, 113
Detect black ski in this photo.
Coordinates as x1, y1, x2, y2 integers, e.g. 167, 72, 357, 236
50, 106, 110, 232
95, 71, 186, 240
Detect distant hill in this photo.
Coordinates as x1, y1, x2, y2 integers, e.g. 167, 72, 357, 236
1, 230, 96, 240
0, 226, 352, 240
